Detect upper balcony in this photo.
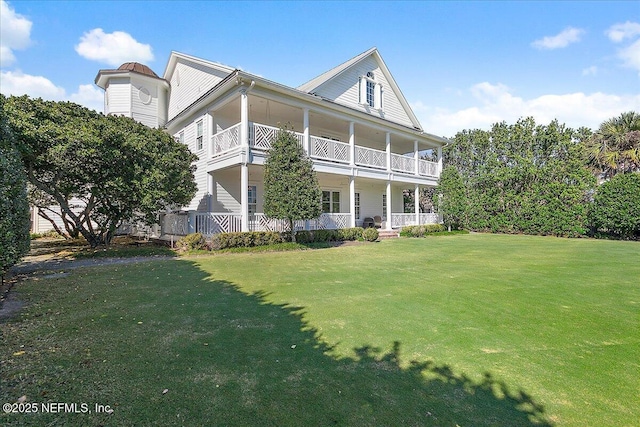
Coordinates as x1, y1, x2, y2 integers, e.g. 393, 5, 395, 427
210, 122, 440, 180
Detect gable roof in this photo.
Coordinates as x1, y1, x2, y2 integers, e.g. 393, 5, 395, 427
297, 47, 423, 131
163, 51, 235, 82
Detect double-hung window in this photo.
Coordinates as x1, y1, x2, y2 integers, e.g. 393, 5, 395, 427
360, 71, 382, 109
322, 191, 341, 213
248, 185, 257, 215
354, 192, 360, 220
196, 120, 203, 151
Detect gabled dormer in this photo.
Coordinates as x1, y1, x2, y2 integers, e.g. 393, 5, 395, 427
298, 47, 422, 131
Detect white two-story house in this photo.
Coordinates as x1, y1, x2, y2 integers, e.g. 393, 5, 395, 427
95, 48, 447, 236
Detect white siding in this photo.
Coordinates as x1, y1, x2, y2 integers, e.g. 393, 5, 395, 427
212, 169, 241, 212
168, 59, 231, 121
130, 76, 160, 128
105, 78, 131, 116
174, 115, 211, 211
311, 56, 414, 128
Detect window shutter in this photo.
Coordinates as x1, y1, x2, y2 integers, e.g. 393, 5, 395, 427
359, 77, 367, 105
374, 84, 382, 109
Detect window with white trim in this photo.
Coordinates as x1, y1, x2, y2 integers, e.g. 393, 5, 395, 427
196, 120, 203, 150
177, 131, 184, 145
355, 192, 360, 220
359, 71, 383, 109
322, 191, 341, 213
248, 185, 257, 215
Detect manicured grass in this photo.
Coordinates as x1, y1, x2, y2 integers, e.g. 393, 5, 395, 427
1, 234, 638, 426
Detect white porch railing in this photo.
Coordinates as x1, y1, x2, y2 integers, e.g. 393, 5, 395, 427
355, 146, 387, 169
194, 213, 242, 235
391, 212, 442, 228
310, 136, 350, 164
211, 123, 241, 155
250, 123, 304, 150
317, 213, 350, 230
391, 153, 415, 174
211, 121, 440, 179
419, 159, 438, 177
420, 213, 442, 224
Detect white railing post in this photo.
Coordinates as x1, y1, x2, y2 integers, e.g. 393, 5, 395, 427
349, 122, 355, 167
240, 89, 249, 149
385, 132, 391, 172
414, 140, 419, 176
350, 176, 356, 228
241, 164, 249, 232
303, 108, 310, 155
207, 112, 214, 159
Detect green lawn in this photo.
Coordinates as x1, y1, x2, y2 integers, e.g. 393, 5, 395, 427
1, 234, 638, 426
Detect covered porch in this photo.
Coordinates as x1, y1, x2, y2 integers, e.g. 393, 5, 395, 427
187, 166, 442, 236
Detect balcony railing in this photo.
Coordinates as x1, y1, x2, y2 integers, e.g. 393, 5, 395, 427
193, 212, 353, 235
210, 121, 439, 177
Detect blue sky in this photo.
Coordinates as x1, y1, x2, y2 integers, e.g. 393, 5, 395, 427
1, 0, 638, 137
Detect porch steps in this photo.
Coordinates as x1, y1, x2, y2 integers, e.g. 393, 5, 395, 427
377, 230, 400, 239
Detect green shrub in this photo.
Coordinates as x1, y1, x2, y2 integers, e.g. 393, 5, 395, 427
210, 231, 286, 250
338, 227, 365, 241
176, 233, 207, 251
400, 224, 446, 237
362, 228, 379, 242
589, 173, 640, 239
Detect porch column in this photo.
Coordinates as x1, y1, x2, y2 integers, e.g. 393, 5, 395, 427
207, 173, 214, 212
414, 140, 419, 176
386, 180, 392, 230
437, 146, 443, 175
303, 108, 310, 155
206, 111, 214, 159
385, 132, 391, 172
415, 184, 420, 225
240, 88, 250, 232
349, 122, 355, 166
240, 89, 249, 149
241, 164, 249, 232
349, 176, 356, 228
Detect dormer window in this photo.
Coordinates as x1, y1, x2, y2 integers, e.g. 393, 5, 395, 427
359, 72, 382, 110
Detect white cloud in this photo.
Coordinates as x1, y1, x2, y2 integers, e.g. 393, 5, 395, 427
0, 0, 33, 66
75, 28, 154, 66
413, 82, 640, 138
582, 66, 598, 76
0, 70, 65, 98
531, 27, 585, 50
606, 21, 640, 43
617, 39, 640, 73
69, 84, 104, 112
0, 70, 104, 112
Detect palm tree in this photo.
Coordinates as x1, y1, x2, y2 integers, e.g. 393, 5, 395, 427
587, 111, 640, 179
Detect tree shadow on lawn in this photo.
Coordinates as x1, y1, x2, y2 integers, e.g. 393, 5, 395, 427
1, 259, 554, 426
158, 262, 553, 426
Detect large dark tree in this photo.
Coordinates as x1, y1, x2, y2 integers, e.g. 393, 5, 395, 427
4, 95, 198, 247
263, 127, 321, 241
443, 117, 596, 236
0, 95, 30, 277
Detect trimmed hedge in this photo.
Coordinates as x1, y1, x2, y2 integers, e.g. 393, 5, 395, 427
209, 231, 286, 250
362, 228, 379, 242
400, 224, 446, 237
589, 172, 640, 239
176, 233, 207, 251
296, 227, 366, 244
